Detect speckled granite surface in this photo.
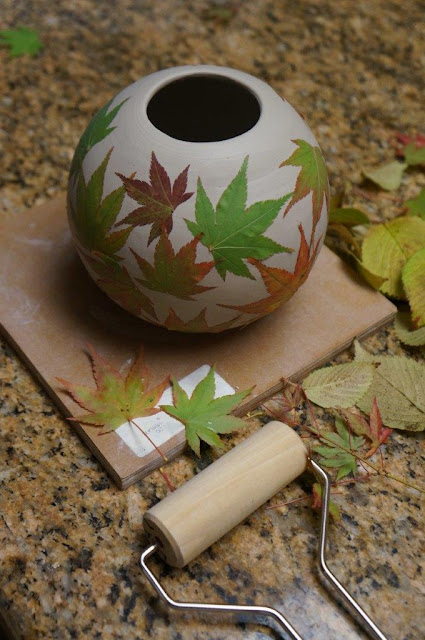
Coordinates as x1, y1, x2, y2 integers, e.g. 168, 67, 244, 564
1, 1, 424, 639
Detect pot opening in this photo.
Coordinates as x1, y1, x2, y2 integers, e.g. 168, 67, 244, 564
147, 74, 261, 142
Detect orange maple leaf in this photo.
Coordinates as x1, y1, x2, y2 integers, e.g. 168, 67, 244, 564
219, 225, 320, 316
165, 308, 241, 333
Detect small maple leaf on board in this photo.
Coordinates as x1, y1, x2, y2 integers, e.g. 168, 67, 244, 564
220, 224, 320, 316
86, 252, 157, 320
58, 346, 169, 435
186, 156, 293, 280
338, 399, 392, 458
280, 139, 329, 233
164, 308, 241, 333
70, 98, 128, 175
131, 233, 215, 301
161, 366, 252, 456
68, 148, 131, 260
117, 153, 193, 244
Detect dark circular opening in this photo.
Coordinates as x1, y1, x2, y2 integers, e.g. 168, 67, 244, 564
147, 74, 261, 142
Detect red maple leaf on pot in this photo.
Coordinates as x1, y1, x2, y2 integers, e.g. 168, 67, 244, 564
116, 152, 193, 244
219, 225, 321, 316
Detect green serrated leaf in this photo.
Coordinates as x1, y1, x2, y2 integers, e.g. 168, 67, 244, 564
328, 207, 369, 226
354, 341, 425, 431
405, 188, 425, 219
363, 161, 407, 191
186, 157, 293, 280
361, 217, 425, 299
70, 97, 128, 175
394, 312, 425, 346
303, 362, 374, 408
404, 143, 425, 167
161, 366, 252, 455
312, 417, 364, 480
0, 27, 43, 57
402, 248, 425, 328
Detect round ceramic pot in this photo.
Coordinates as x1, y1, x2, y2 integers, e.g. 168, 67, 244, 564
67, 65, 329, 333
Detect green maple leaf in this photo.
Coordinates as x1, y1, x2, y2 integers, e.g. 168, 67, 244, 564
0, 27, 43, 57
161, 366, 252, 455
280, 139, 329, 232
185, 157, 293, 280
312, 416, 365, 480
132, 233, 215, 300
58, 346, 169, 434
68, 148, 131, 260
405, 187, 425, 219
70, 97, 128, 175
404, 143, 425, 167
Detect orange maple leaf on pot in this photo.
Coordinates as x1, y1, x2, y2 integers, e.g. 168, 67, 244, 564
219, 225, 321, 316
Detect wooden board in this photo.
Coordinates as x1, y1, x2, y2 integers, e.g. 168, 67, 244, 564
0, 196, 396, 488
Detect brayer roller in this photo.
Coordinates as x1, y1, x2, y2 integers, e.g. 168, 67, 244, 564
140, 421, 389, 640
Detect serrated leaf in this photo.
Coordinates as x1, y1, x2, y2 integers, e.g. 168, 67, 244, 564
328, 207, 369, 226
86, 252, 157, 320
0, 27, 42, 57
68, 148, 130, 260
186, 157, 293, 280
402, 247, 425, 327
405, 188, 425, 219
303, 362, 374, 408
312, 417, 364, 480
338, 400, 392, 458
219, 224, 320, 315
164, 308, 241, 333
312, 482, 341, 521
363, 161, 407, 191
280, 139, 329, 233
58, 346, 169, 434
354, 341, 425, 431
404, 143, 425, 167
70, 98, 128, 175
161, 366, 252, 455
132, 233, 214, 301
117, 152, 193, 244
361, 217, 425, 299
394, 312, 425, 346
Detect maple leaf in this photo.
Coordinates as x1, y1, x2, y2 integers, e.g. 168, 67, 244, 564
280, 139, 329, 232
220, 224, 320, 316
58, 346, 169, 435
86, 252, 157, 320
117, 153, 193, 244
70, 97, 128, 175
131, 233, 215, 301
164, 308, 241, 333
68, 148, 131, 260
405, 187, 425, 219
185, 157, 293, 280
393, 132, 425, 157
311, 482, 341, 521
262, 382, 302, 427
161, 366, 252, 455
0, 27, 43, 57
338, 399, 392, 458
312, 416, 365, 480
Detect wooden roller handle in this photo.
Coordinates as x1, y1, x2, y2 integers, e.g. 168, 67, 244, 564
143, 421, 308, 568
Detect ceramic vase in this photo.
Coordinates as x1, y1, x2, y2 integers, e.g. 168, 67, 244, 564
67, 65, 329, 333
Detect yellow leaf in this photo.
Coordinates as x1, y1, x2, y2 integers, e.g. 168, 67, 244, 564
303, 362, 374, 408
394, 312, 425, 346
402, 247, 425, 327
362, 161, 407, 191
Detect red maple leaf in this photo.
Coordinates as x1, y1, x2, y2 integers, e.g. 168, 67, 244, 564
393, 132, 425, 158
117, 152, 193, 244
164, 308, 241, 333
262, 382, 302, 427
131, 233, 215, 301
219, 225, 320, 316
338, 398, 392, 458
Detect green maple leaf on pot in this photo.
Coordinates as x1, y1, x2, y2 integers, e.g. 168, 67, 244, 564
58, 346, 169, 435
186, 157, 293, 280
0, 27, 43, 57
68, 148, 131, 260
70, 97, 128, 175
131, 234, 215, 301
86, 252, 157, 320
312, 416, 365, 480
161, 366, 252, 455
117, 153, 194, 245
280, 139, 329, 232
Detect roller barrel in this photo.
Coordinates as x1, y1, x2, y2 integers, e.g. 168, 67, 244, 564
143, 421, 308, 567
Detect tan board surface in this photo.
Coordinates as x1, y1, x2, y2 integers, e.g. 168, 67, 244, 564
0, 196, 396, 488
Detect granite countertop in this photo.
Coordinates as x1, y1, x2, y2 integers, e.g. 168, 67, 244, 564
1, 1, 424, 639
